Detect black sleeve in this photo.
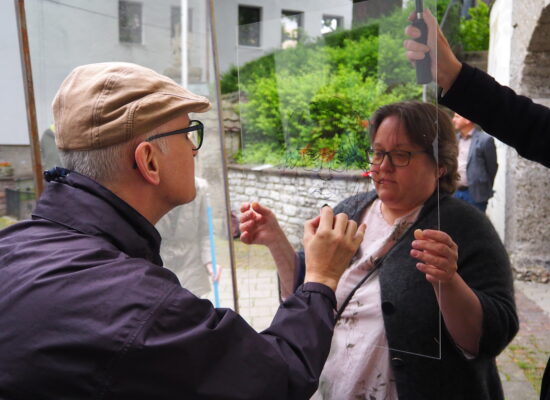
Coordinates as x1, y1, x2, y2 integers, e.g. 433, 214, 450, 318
440, 63, 550, 168
443, 201, 519, 357
106, 283, 336, 400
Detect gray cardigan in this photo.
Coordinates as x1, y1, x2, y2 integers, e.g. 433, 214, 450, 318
297, 191, 518, 399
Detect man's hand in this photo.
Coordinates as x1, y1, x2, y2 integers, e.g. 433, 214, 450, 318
303, 206, 366, 292
404, 8, 462, 91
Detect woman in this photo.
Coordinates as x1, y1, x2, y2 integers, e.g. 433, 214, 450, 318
239, 101, 518, 399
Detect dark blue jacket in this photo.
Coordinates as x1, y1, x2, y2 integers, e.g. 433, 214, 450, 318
459, 128, 498, 203
0, 171, 336, 400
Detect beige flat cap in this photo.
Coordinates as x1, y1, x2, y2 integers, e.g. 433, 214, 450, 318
52, 62, 211, 150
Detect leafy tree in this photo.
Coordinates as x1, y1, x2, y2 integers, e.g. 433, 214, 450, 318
460, 1, 491, 51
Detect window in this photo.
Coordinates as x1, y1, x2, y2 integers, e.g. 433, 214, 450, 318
119, 1, 142, 44
281, 10, 303, 48
171, 7, 192, 38
238, 6, 261, 46
321, 15, 344, 34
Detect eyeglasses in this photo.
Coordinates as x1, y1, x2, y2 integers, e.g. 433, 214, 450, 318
366, 148, 429, 167
145, 119, 204, 151
132, 120, 204, 169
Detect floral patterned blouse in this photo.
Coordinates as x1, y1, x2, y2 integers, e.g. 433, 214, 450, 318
311, 199, 421, 400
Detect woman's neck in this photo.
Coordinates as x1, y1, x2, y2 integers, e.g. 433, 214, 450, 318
380, 201, 420, 225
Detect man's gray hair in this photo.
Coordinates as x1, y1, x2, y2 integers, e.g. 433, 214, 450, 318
59, 133, 168, 184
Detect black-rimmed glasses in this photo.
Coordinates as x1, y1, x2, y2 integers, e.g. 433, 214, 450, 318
145, 119, 204, 151
132, 120, 204, 169
366, 148, 429, 167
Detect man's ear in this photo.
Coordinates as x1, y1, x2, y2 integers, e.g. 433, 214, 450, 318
134, 142, 161, 185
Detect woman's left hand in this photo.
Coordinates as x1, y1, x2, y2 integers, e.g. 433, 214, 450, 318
410, 229, 458, 285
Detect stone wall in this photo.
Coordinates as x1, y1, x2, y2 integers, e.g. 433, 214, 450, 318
228, 164, 371, 248
509, 2, 550, 276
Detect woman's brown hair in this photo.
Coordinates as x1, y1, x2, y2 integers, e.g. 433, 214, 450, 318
369, 101, 458, 193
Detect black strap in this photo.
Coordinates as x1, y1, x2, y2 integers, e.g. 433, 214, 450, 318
334, 260, 382, 323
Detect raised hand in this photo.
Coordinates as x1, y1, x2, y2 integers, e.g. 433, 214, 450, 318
303, 206, 366, 292
239, 202, 284, 247
403, 8, 462, 91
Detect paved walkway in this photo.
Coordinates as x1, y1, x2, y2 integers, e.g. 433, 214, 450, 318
497, 281, 550, 399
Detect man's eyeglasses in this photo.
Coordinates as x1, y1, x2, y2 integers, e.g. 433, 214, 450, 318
366, 148, 429, 167
132, 120, 204, 169
144, 120, 204, 151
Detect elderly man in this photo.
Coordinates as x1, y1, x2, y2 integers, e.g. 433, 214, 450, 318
452, 113, 497, 212
0, 62, 364, 399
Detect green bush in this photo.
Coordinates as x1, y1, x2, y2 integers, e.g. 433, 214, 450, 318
225, 5, 427, 169
460, 1, 490, 51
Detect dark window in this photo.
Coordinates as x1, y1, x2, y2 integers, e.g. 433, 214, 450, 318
119, 1, 142, 44
321, 15, 344, 34
238, 6, 261, 46
281, 10, 303, 48
171, 7, 192, 38
171, 6, 180, 38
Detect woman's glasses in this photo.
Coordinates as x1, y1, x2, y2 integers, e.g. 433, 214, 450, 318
366, 149, 429, 167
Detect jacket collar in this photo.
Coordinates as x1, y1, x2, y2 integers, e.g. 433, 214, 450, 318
33, 169, 162, 265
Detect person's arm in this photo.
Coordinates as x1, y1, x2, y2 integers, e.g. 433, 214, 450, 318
239, 202, 299, 298
111, 207, 365, 399
405, 9, 550, 168
411, 229, 482, 355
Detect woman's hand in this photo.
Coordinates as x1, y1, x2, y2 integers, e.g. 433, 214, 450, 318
239, 202, 284, 247
239, 202, 297, 297
410, 229, 459, 285
411, 229, 483, 355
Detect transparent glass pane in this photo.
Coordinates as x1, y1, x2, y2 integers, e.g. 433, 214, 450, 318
19, 0, 235, 308
0, 1, 38, 228
233, 0, 442, 358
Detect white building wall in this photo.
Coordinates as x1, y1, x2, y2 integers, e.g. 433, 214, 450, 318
214, 0, 353, 73
486, 0, 513, 241
23, 0, 180, 142
0, 1, 30, 145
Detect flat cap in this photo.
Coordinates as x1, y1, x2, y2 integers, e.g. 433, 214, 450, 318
52, 62, 211, 150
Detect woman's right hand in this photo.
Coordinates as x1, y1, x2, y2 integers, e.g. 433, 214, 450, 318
239, 202, 284, 247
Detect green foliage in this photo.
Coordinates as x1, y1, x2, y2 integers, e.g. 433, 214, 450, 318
460, 1, 490, 51
322, 24, 379, 48
223, 5, 426, 168
435, 0, 462, 47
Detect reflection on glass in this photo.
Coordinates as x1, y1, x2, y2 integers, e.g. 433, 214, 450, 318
156, 177, 222, 302
321, 14, 343, 34
233, 1, 442, 358
281, 10, 303, 49
13, 0, 234, 308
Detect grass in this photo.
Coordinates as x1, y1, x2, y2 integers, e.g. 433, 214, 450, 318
0, 216, 17, 229
507, 339, 550, 394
